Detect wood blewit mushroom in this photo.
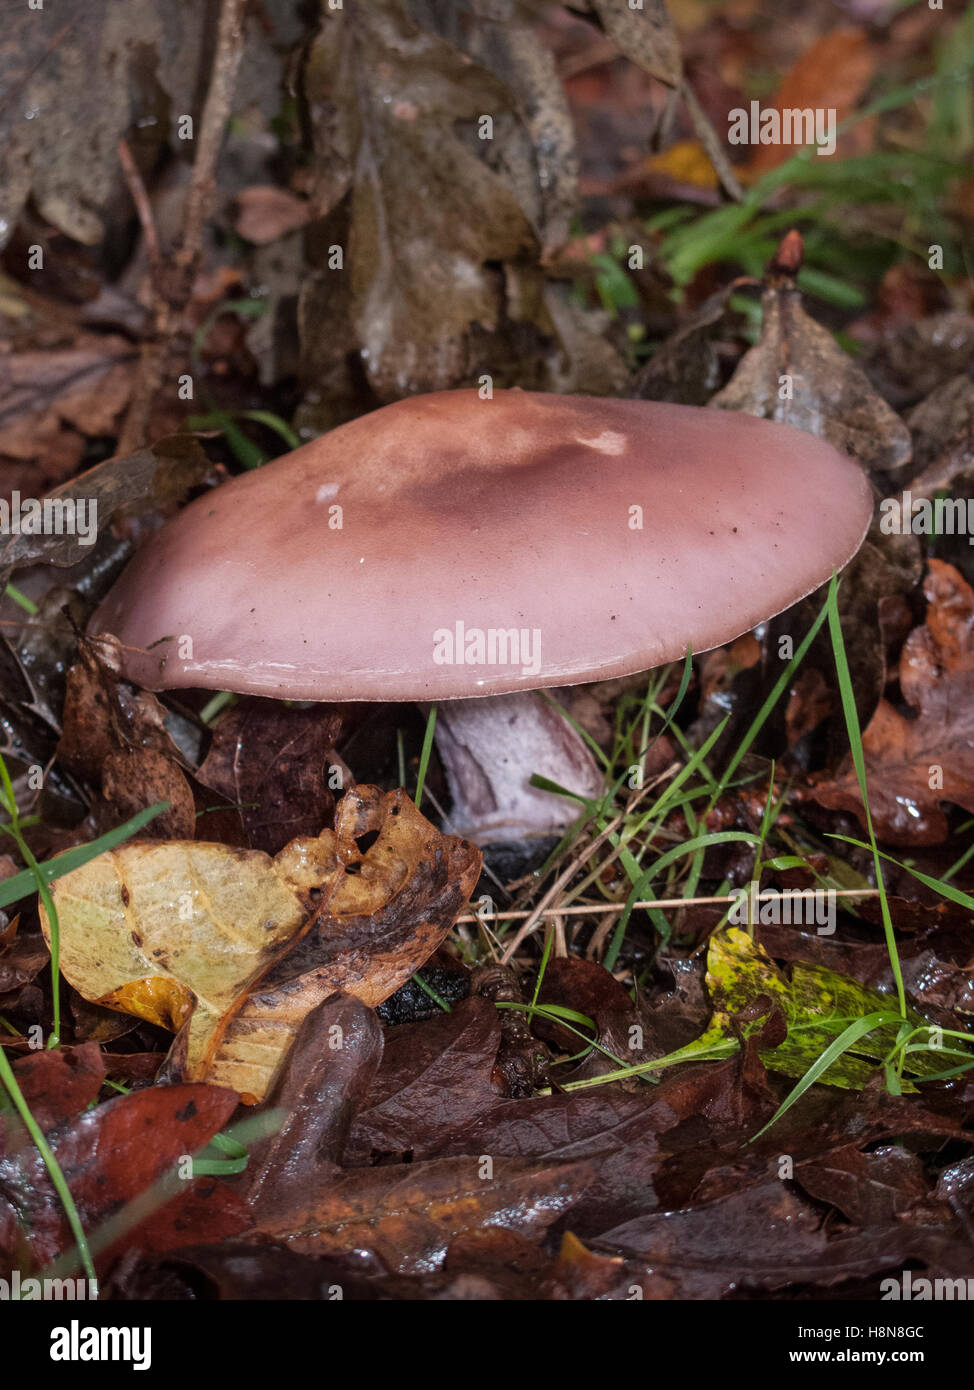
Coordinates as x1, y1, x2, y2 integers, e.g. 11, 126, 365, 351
90, 389, 874, 844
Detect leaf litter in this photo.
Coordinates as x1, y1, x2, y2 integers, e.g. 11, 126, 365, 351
2, 0, 974, 1306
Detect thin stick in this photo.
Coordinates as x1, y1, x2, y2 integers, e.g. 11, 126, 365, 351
117, 0, 247, 454
497, 772, 675, 966
499, 810, 630, 965
176, 0, 248, 276
116, 138, 161, 267
465, 887, 881, 928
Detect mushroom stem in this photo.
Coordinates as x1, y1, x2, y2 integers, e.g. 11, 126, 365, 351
432, 691, 604, 846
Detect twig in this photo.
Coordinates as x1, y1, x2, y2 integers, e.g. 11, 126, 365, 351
467, 887, 881, 929
176, 0, 248, 277
116, 138, 161, 267
499, 808, 632, 965
117, 0, 248, 455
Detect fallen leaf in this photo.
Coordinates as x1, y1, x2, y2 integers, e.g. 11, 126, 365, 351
598, 1174, 973, 1298
252, 1154, 595, 1275
0, 335, 135, 464
206, 787, 481, 1100
0, 435, 219, 582
0, 1082, 243, 1269
234, 186, 311, 245
42, 786, 479, 1101
588, 0, 682, 87
58, 638, 196, 839
746, 27, 876, 175
195, 698, 344, 854
5, 1043, 105, 1131
795, 1143, 928, 1225
710, 249, 912, 479
344, 997, 501, 1164
40, 839, 321, 1082
245, 994, 383, 1218
812, 559, 974, 844
859, 311, 974, 412
631, 282, 742, 406
653, 927, 953, 1091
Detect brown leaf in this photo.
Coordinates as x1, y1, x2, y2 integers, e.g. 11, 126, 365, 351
301, 0, 590, 400
536, 956, 652, 1080
598, 1174, 973, 1298
207, 786, 481, 1100
253, 1154, 596, 1275
196, 698, 344, 854
796, 1144, 928, 1225
0, 336, 135, 461
7, 1043, 105, 1131
710, 275, 912, 479
0, 929, 49, 994
0, 1083, 244, 1269
588, 0, 682, 88
812, 559, 974, 844
344, 996, 501, 1165
245, 994, 384, 1219
0, 435, 219, 581
630, 283, 742, 406
746, 27, 876, 175
234, 186, 311, 245
58, 638, 196, 839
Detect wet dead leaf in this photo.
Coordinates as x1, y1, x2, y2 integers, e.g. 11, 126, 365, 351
0, 4, 195, 241
195, 698, 344, 854
58, 638, 196, 839
5, 1042, 105, 1132
252, 1153, 595, 1275
40, 837, 315, 1082
0, 435, 218, 582
205, 787, 481, 1101
710, 273, 912, 479
0, 1082, 244, 1270
41, 786, 480, 1101
812, 559, 974, 844
245, 994, 383, 1216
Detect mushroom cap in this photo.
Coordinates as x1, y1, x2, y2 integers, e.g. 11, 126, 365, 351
91, 390, 873, 701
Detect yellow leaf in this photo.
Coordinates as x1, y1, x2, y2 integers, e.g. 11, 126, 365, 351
40, 838, 322, 1082
40, 786, 481, 1101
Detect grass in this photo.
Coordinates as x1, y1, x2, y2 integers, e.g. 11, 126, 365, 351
0, 774, 168, 1290
484, 577, 974, 1125
2, 573, 973, 1272
588, 26, 974, 316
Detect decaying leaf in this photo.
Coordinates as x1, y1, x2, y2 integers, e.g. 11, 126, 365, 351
252, 1154, 596, 1275
195, 698, 345, 854
296, 0, 629, 404
40, 837, 313, 1082
58, 637, 196, 839
205, 786, 481, 1100
653, 927, 955, 1091
710, 270, 912, 479
0, 333, 136, 474
812, 559, 974, 844
744, 27, 876, 175
40, 786, 480, 1100
587, 0, 681, 88
245, 994, 384, 1215
0, 1081, 245, 1269
0, 435, 218, 582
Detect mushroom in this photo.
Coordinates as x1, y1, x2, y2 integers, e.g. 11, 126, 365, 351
90, 390, 873, 844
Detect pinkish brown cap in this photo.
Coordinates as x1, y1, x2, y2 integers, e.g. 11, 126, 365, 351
90, 390, 873, 700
